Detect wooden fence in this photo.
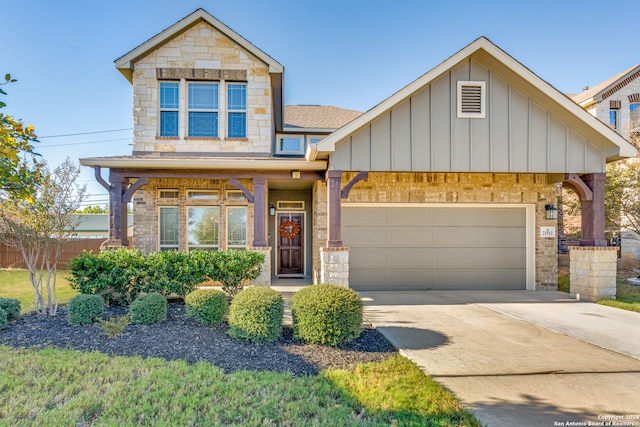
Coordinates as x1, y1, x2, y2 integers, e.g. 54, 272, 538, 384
0, 239, 105, 269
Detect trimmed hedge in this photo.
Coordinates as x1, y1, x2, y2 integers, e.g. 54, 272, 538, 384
129, 292, 167, 325
0, 298, 21, 322
67, 294, 105, 326
185, 289, 228, 325
227, 287, 283, 343
68, 249, 264, 304
0, 307, 6, 328
291, 284, 363, 346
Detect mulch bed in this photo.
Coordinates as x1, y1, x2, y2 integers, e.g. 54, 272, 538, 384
0, 301, 396, 376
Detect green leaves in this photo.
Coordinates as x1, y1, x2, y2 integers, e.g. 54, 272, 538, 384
0, 72, 41, 199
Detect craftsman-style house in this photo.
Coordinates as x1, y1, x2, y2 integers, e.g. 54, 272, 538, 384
80, 8, 636, 292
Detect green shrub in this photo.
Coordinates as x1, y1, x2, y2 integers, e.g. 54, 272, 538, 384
185, 289, 228, 325
98, 315, 130, 338
0, 298, 21, 322
0, 307, 7, 328
227, 287, 283, 343
291, 284, 363, 346
68, 248, 147, 305
203, 250, 265, 296
67, 294, 105, 326
129, 292, 167, 325
144, 251, 208, 297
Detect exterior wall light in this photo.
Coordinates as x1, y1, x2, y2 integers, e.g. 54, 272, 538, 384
545, 204, 558, 220
269, 205, 276, 216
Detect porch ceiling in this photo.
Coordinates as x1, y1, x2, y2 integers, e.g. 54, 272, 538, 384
79, 156, 327, 171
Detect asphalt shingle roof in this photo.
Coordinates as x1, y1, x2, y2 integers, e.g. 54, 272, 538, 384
283, 105, 362, 129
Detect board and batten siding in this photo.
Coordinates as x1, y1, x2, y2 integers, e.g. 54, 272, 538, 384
331, 58, 605, 173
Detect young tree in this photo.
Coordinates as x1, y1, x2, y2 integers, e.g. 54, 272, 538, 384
76, 205, 109, 214
0, 73, 42, 199
0, 158, 86, 315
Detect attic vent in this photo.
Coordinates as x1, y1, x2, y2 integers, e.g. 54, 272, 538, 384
457, 81, 486, 118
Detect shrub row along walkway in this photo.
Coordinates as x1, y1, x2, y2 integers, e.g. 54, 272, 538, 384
0, 301, 395, 376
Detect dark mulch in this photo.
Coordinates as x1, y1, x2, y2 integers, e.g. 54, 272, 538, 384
0, 301, 396, 376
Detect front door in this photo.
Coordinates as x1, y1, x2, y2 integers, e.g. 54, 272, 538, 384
277, 213, 304, 276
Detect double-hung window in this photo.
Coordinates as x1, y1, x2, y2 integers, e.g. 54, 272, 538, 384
159, 82, 179, 136
227, 83, 247, 138
188, 83, 218, 137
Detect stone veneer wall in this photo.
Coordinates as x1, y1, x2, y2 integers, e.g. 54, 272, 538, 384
132, 178, 254, 253
248, 246, 271, 287
130, 20, 273, 154
319, 247, 349, 287
312, 172, 558, 289
569, 246, 617, 301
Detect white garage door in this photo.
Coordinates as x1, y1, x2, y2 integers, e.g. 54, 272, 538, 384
343, 205, 527, 291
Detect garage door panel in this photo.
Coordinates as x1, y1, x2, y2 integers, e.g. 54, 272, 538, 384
387, 248, 434, 268
433, 248, 483, 268
344, 205, 527, 291
343, 226, 387, 246
343, 207, 386, 226
387, 227, 433, 246
482, 248, 526, 268
349, 247, 387, 267
388, 208, 433, 225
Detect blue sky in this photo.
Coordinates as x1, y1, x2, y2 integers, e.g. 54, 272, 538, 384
5, 0, 640, 206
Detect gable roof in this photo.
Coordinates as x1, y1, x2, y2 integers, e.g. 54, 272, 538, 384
308, 37, 637, 165
284, 105, 362, 130
114, 8, 284, 83
571, 63, 640, 107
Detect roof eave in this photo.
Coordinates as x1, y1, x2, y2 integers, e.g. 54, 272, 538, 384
114, 8, 284, 84
79, 156, 327, 171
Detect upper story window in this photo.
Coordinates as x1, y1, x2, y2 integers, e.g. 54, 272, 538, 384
188, 83, 218, 137
631, 102, 640, 130
159, 82, 179, 136
278, 136, 304, 155
227, 83, 246, 138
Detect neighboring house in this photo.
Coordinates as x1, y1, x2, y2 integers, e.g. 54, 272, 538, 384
80, 8, 636, 291
69, 214, 134, 239
571, 64, 640, 139
570, 65, 640, 259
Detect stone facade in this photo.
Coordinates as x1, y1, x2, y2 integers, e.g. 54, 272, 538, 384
248, 246, 271, 287
569, 246, 617, 301
311, 171, 558, 290
132, 178, 254, 253
130, 20, 273, 154
591, 76, 640, 140
319, 247, 349, 287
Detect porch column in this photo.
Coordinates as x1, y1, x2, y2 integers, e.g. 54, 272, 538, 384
326, 170, 343, 247
252, 176, 267, 247
107, 171, 129, 247
579, 173, 607, 247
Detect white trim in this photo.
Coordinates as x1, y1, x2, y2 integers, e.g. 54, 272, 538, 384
274, 211, 306, 277
276, 201, 304, 210
80, 157, 327, 171
342, 203, 536, 290
457, 81, 486, 118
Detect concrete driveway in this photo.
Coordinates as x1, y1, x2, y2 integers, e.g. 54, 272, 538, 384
360, 290, 640, 427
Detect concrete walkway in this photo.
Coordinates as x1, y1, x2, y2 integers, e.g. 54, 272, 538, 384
360, 290, 640, 427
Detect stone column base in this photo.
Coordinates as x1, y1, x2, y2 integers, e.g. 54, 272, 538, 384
320, 247, 349, 287
248, 247, 272, 287
569, 246, 617, 302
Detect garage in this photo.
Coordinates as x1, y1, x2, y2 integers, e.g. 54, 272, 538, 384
343, 205, 527, 291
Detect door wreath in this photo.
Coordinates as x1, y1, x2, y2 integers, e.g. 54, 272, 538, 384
279, 219, 300, 239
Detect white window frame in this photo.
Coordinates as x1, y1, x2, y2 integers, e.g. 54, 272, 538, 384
158, 206, 180, 251
158, 189, 179, 200
225, 189, 247, 201
457, 81, 486, 119
159, 81, 180, 137
187, 82, 219, 137
226, 206, 247, 249
227, 83, 247, 138
276, 135, 305, 155
187, 190, 219, 201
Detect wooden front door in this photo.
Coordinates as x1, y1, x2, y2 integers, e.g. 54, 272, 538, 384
277, 213, 304, 275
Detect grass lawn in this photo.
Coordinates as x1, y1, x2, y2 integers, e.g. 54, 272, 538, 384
0, 269, 78, 313
558, 272, 640, 312
597, 281, 640, 312
0, 347, 479, 426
